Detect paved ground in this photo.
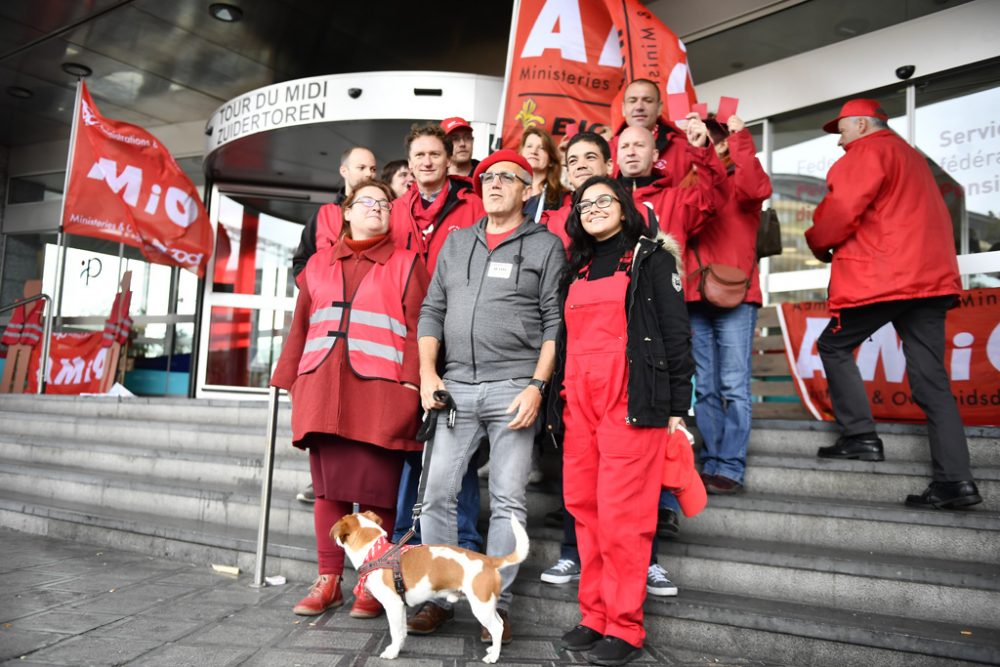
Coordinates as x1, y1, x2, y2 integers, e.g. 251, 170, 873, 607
0, 528, 777, 666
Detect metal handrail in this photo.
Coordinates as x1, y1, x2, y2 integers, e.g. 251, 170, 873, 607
250, 385, 280, 588
0, 293, 52, 394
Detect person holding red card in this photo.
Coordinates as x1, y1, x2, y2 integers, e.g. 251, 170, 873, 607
684, 113, 772, 495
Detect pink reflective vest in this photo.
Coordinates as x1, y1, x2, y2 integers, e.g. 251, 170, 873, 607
297, 249, 416, 380
1, 300, 44, 347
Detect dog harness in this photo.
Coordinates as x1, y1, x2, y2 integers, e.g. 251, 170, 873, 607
355, 536, 416, 598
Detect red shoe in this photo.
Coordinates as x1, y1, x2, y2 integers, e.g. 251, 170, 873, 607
293, 574, 344, 616
349, 588, 384, 618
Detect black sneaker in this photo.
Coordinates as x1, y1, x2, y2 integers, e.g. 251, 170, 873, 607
560, 624, 602, 651
585, 636, 642, 665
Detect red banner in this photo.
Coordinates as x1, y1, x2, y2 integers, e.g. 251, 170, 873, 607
62, 82, 212, 277
777, 290, 1000, 426
27, 333, 108, 395
499, 0, 693, 148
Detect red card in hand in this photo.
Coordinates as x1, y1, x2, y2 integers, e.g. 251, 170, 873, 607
716, 96, 739, 123
692, 102, 708, 120
666, 93, 690, 122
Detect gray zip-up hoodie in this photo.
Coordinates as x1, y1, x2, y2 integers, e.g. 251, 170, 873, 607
418, 217, 566, 383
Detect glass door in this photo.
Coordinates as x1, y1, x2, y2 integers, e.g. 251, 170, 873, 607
196, 184, 330, 398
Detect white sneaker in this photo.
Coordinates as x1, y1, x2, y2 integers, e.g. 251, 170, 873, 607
646, 564, 678, 596
540, 558, 581, 584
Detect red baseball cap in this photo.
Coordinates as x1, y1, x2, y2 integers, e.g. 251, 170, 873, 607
822, 98, 889, 133
471, 149, 533, 197
440, 116, 472, 135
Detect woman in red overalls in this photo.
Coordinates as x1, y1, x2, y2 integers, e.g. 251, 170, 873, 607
271, 180, 429, 620
548, 175, 694, 666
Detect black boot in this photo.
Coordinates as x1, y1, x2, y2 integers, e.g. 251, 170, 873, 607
905, 480, 982, 510
817, 434, 884, 461
560, 625, 602, 651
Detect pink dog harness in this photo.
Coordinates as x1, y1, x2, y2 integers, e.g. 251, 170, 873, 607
355, 536, 416, 598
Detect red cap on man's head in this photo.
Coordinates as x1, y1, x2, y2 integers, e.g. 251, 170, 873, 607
822, 98, 889, 133
440, 117, 472, 135
472, 149, 533, 197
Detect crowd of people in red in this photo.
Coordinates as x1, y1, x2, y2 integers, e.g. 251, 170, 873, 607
269, 81, 982, 666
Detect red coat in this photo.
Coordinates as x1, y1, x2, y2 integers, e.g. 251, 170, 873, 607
628, 144, 725, 258
271, 236, 429, 451
684, 129, 771, 305
389, 176, 484, 273
611, 116, 694, 185
539, 204, 572, 252
806, 130, 961, 313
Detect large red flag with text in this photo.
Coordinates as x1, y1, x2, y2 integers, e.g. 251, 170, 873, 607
776, 290, 1000, 426
499, 0, 695, 148
62, 82, 212, 277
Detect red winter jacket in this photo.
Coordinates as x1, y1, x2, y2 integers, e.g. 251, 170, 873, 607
685, 130, 771, 305
624, 143, 725, 258
611, 116, 694, 185
806, 129, 961, 313
389, 176, 485, 274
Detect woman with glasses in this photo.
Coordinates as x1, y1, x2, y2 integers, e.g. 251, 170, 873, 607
520, 127, 568, 220
547, 175, 693, 666
271, 179, 430, 621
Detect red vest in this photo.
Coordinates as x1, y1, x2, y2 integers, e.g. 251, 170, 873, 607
298, 248, 416, 379
102, 291, 133, 347
315, 203, 345, 250
2, 300, 44, 347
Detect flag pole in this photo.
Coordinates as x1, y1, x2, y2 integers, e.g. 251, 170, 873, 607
40, 78, 83, 393
493, 0, 521, 151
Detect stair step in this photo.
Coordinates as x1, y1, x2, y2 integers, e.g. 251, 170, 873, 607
513, 572, 1000, 666
745, 453, 1000, 511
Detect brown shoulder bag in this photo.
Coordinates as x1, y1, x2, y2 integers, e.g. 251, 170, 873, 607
690, 246, 750, 309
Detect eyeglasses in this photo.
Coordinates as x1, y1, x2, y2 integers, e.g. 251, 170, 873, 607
576, 194, 619, 214
351, 196, 392, 211
479, 171, 528, 186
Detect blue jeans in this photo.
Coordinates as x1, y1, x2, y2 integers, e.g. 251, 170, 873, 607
690, 302, 757, 484
393, 451, 483, 552
420, 378, 536, 609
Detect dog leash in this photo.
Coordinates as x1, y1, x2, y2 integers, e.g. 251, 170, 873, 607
356, 390, 457, 595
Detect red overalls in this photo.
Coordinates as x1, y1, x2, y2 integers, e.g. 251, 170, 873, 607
561, 263, 668, 649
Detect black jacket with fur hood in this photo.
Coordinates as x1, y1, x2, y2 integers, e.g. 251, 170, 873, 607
547, 232, 694, 436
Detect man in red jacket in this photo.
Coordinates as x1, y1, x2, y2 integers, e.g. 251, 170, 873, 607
684, 114, 771, 496
806, 98, 981, 510
610, 79, 694, 184
291, 146, 377, 282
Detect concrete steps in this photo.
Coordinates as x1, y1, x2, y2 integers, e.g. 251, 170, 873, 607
0, 394, 998, 665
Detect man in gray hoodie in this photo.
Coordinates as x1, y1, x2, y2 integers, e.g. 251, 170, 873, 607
409, 149, 566, 641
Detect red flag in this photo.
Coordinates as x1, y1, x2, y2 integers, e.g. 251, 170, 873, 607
498, 0, 694, 149
499, 0, 625, 149
605, 0, 697, 131
62, 82, 212, 277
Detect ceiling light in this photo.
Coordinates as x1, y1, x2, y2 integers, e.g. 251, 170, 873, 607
62, 62, 93, 77
209, 3, 243, 22
7, 86, 33, 99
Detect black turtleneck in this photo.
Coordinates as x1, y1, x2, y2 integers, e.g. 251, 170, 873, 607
588, 232, 629, 281
616, 173, 657, 192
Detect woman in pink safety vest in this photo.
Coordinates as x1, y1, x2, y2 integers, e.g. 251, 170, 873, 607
271, 180, 430, 621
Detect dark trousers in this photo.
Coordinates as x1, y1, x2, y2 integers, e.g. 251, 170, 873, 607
816, 296, 972, 482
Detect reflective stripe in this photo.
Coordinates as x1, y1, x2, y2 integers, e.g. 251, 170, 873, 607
22, 324, 43, 333
310, 306, 343, 325
303, 336, 336, 354
348, 338, 403, 365
351, 309, 406, 337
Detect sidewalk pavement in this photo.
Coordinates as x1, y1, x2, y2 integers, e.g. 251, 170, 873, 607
0, 528, 777, 666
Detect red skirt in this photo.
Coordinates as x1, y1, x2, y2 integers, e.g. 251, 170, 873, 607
303, 433, 404, 509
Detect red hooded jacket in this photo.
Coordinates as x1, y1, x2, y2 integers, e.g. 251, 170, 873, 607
806, 129, 961, 313
389, 176, 484, 274
625, 143, 725, 258
684, 129, 772, 305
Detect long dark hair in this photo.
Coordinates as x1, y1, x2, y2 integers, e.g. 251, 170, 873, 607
562, 176, 649, 290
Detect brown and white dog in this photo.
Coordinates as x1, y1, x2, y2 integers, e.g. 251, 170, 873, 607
331, 511, 528, 663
